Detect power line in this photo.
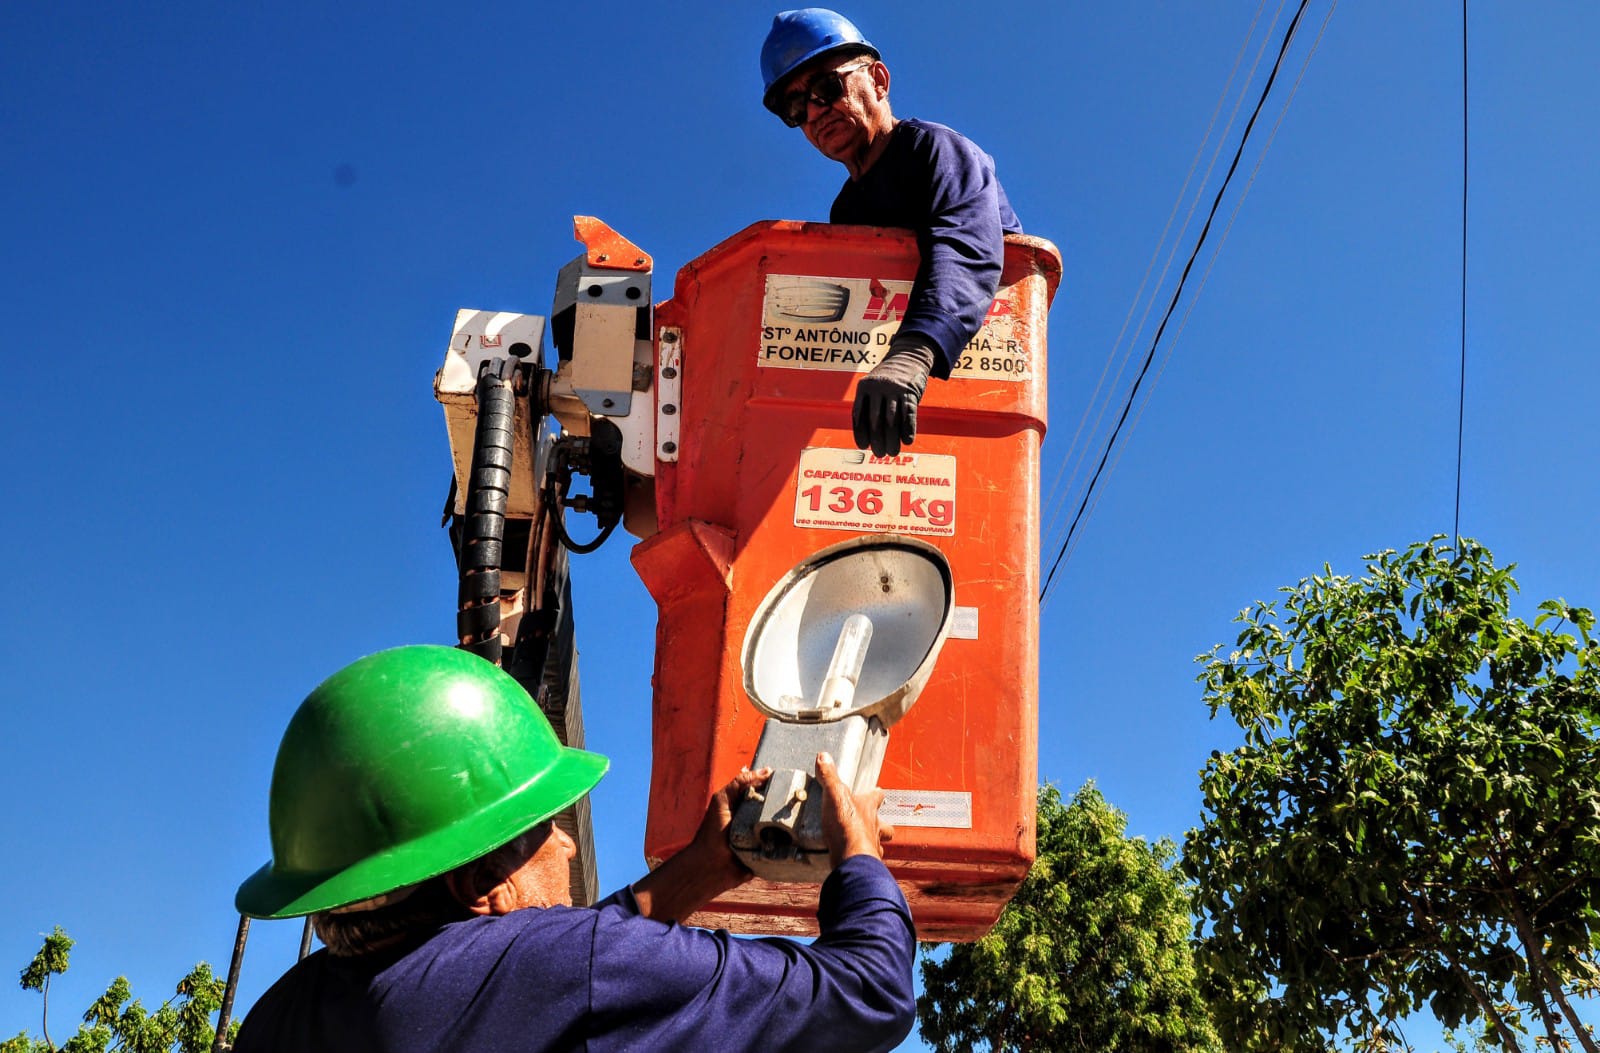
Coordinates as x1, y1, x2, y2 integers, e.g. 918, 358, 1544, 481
1047, 0, 1340, 586
1039, 0, 1315, 604
1040, 0, 1278, 556
1454, 0, 1469, 547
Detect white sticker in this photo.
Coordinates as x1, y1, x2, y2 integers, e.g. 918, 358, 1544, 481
950, 606, 979, 640
879, 789, 973, 829
759, 274, 1033, 381
794, 447, 956, 537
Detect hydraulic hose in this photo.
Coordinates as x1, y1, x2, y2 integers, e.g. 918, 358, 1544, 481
554, 502, 618, 555
457, 371, 514, 665
546, 422, 625, 555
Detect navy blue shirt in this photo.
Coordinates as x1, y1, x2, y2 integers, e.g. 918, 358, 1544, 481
831, 118, 1022, 378
233, 855, 915, 1052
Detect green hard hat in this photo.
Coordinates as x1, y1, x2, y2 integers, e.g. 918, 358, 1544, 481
235, 645, 609, 919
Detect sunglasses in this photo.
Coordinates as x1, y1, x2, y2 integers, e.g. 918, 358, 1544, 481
777, 60, 873, 128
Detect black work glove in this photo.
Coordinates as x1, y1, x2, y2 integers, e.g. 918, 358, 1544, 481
852, 338, 937, 457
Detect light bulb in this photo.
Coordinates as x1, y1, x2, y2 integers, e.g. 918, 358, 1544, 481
818, 613, 873, 712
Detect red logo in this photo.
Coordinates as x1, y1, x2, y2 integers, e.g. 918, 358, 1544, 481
861, 279, 1010, 323
863, 289, 910, 322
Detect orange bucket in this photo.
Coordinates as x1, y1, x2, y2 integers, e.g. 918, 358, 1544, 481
632, 221, 1061, 940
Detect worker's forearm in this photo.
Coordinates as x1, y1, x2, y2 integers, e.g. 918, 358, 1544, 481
629, 845, 748, 924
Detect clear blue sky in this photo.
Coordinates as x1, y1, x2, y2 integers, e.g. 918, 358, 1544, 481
4, 2, 1597, 1049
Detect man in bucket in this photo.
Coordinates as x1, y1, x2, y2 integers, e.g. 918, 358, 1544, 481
761, 8, 1022, 457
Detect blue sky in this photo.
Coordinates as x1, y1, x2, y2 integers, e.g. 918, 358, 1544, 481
4, 2, 1598, 1048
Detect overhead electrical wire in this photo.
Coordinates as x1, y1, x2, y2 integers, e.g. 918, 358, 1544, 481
1043, 0, 1286, 558
1454, 0, 1469, 547
1039, 0, 1317, 606
1052, 0, 1342, 586
1040, 0, 1277, 553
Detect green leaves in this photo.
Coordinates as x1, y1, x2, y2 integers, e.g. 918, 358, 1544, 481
7, 930, 229, 1053
918, 783, 1222, 1052
19, 927, 72, 994
1186, 538, 1600, 1052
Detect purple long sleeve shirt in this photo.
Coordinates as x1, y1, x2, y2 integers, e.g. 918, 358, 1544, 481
232, 855, 915, 1052
830, 118, 1022, 378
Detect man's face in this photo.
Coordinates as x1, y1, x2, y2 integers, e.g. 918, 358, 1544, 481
780, 53, 892, 164
462, 822, 578, 914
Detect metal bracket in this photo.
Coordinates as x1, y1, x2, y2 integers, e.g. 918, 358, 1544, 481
657, 328, 683, 462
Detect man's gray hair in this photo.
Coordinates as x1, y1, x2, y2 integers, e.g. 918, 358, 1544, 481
312, 878, 469, 957
310, 820, 556, 957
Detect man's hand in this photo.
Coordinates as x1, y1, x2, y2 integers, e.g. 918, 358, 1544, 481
688, 766, 772, 881
631, 767, 771, 923
815, 751, 895, 868
852, 339, 936, 457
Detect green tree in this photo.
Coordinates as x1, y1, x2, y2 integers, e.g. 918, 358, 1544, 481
12, 927, 74, 1052
918, 782, 1222, 1052
1185, 538, 1600, 1052
3, 929, 236, 1053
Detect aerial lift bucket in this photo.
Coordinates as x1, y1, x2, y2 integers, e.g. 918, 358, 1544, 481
634, 221, 1061, 940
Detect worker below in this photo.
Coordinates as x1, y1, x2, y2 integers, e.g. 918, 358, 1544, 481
231, 645, 914, 1052
761, 8, 1022, 458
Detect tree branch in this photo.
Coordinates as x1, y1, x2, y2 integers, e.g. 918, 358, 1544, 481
40, 974, 53, 1053
1488, 843, 1596, 1053
1413, 886, 1524, 1053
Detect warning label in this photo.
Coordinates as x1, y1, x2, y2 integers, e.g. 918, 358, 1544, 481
759, 274, 1032, 382
794, 447, 956, 537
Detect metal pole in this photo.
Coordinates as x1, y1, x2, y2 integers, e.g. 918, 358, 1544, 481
298, 917, 315, 960
211, 914, 250, 1053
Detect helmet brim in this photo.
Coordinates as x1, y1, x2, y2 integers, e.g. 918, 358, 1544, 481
234, 745, 609, 919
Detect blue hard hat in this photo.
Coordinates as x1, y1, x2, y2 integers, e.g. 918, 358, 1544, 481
761, 9, 879, 113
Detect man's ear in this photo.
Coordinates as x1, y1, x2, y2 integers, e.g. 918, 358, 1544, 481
445, 861, 496, 917
871, 60, 890, 100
